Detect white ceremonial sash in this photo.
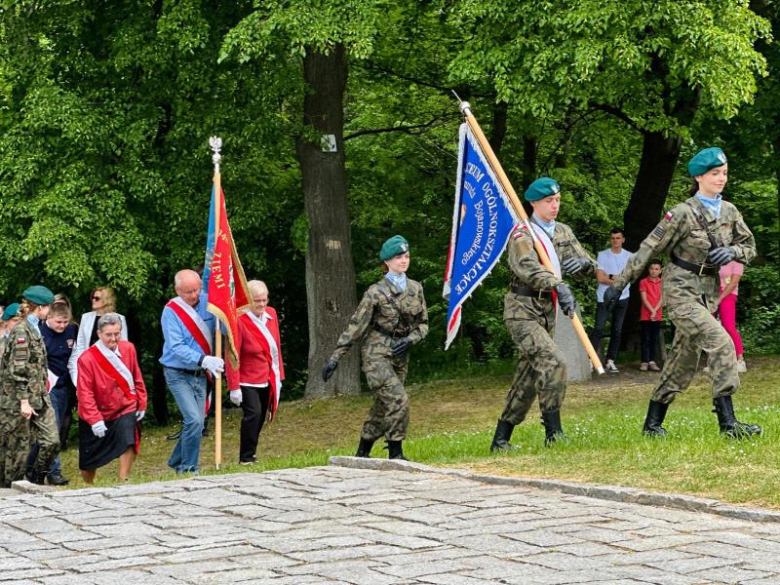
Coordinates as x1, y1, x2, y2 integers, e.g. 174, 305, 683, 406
170, 297, 213, 353
246, 312, 283, 400
96, 341, 136, 395
47, 369, 58, 393
529, 222, 562, 278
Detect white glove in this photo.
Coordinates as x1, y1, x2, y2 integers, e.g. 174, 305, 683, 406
92, 420, 107, 438
229, 389, 242, 406
201, 355, 225, 376
135, 410, 145, 422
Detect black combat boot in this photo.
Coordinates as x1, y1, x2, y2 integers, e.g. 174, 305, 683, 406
541, 410, 566, 446
490, 419, 519, 452
26, 470, 47, 485
713, 396, 762, 439
355, 438, 375, 458
387, 440, 407, 460
46, 472, 69, 486
642, 400, 669, 436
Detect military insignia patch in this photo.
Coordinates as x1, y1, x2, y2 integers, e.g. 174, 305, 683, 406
16, 337, 26, 344
664, 211, 674, 221
651, 226, 666, 240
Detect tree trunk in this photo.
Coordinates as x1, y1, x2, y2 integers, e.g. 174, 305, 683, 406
297, 44, 360, 398
621, 130, 682, 355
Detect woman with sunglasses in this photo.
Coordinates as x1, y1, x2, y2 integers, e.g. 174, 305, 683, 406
68, 287, 128, 387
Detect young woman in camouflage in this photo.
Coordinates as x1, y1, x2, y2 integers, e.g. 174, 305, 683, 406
0, 286, 60, 487
321, 235, 428, 460
604, 147, 760, 438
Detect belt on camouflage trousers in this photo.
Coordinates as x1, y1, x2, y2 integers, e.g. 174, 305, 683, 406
373, 324, 407, 338
670, 254, 718, 277
510, 284, 553, 299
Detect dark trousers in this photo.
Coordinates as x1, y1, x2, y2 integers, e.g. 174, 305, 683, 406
589, 298, 629, 361
239, 384, 270, 463
640, 321, 662, 363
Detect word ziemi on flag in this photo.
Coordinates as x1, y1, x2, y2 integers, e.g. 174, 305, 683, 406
443, 123, 519, 350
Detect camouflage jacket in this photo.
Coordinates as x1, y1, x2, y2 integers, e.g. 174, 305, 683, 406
330, 278, 428, 361
613, 197, 756, 314
0, 318, 48, 412
504, 221, 596, 322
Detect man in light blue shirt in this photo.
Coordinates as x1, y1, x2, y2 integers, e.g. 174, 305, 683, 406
160, 269, 224, 473
589, 228, 633, 373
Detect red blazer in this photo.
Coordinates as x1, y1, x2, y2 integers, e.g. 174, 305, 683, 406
77, 340, 147, 425
229, 308, 284, 390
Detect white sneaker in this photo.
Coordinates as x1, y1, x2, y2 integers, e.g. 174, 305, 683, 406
605, 360, 619, 374
737, 358, 747, 373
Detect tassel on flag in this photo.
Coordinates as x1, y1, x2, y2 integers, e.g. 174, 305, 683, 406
443, 123, 519, 350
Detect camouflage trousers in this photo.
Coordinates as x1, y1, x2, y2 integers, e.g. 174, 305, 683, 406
0, 400, 59, 487
360, 354, 410, 442
500, 317, 567, 425
653, 301, 738, 404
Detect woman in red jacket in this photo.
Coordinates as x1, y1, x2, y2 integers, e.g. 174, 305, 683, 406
229, 280, 284, 464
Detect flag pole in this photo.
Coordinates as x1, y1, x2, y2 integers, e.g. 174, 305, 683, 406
457, 101, 605, 375
210, 136, 224, 469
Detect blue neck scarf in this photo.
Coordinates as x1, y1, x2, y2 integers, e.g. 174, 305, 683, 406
696, 192, 722, 220
532, 214, 556, 239
385, 272, 407, 292
26, 314, 41, 337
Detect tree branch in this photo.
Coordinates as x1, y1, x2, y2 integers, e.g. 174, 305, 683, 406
591, 103, 641, 132
344, 113, 457, 141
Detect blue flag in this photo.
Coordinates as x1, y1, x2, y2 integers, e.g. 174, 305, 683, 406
443, 123, 519, 350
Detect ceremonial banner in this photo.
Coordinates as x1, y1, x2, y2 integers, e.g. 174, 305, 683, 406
203, 175, 251, 369
443, 123, 519, 350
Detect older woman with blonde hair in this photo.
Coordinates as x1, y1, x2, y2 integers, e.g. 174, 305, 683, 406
228, 280, 284, 465
68, 286, 128, 386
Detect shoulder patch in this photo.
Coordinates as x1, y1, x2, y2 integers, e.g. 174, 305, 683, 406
16, 337, 27, 344
651, 226, 666, 240
513, 225, 529, 240
664, 211, 674, 222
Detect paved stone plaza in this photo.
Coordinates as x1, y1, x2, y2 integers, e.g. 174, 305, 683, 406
2, 461, 780, 584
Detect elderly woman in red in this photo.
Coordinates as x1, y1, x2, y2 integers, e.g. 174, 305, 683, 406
229, 280, 284, 465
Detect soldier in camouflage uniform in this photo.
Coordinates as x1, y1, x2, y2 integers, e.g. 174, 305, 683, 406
0, 303, 21, 358
0, 286, 60, 487
322, 235, 428, 460
492, 178, 596, 451
604, 147, 760, 438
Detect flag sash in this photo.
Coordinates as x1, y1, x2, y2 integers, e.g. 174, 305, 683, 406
87, 343, 137, 403
166, 298, 213, 355
244, 312, 282, 419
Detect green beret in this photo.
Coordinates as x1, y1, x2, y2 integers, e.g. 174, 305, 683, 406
22, 285, 54, 306
524, 177, 561, 202
379, 235, 410, 261
2, 302, 20, 321
688, 147, 727, 177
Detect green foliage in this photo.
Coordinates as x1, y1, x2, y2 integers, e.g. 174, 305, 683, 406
450, 0, 770, 132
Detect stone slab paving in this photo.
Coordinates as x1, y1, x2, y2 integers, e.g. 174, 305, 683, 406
1, 462, 780, 584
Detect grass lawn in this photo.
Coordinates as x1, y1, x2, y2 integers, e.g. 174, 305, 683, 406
59, 357, 780, 509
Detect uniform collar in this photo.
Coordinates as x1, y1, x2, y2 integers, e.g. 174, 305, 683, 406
532, 214, 556, 239
695, 192, 722, 220
385, 272, 407, 293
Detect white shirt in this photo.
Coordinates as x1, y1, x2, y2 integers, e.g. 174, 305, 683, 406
596, 248, 632, 302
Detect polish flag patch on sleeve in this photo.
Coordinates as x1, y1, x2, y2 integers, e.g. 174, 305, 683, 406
664, 211, 674, 221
